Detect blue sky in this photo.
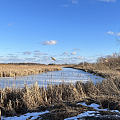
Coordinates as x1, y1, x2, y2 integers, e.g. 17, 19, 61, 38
0, 0, 120, 64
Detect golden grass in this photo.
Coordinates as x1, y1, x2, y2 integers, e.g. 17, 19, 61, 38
1, 76, 120, 117
71, 62, 120, 78
1, 55, 120, 117
70, 54, 120, 78
0, 64, 62, 77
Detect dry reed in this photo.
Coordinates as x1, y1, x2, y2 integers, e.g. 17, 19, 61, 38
1, 76, 120, 117
0, 64, 62, 77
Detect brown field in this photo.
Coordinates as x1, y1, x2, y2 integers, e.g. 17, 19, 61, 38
0, 64, 62, 77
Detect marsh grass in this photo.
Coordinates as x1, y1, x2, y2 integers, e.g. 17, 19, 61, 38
72, 54, 120, 79
0, 64, 62, 77
1, 76, 120, 117
1, 61, 120, 118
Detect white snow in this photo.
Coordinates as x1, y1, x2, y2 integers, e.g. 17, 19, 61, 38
65, 102, 120, 120
2, 102, 120, 120
111, 110, 120, 113
77, 102, 87, 106
77, 102, 108, 111
1, 110, 49, 120
64, 111, 100, 120
88, 103, 108, 111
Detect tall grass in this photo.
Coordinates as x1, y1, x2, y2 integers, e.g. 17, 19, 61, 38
1, 76, 120, 117
0, 64, 62, 77
72, 55, 120, 78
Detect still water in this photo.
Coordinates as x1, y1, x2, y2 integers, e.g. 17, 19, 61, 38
0, 68, 104, 88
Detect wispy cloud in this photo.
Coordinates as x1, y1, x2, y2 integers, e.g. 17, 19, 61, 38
77, 56, 85, 60
33, 51, 48, 57
61, 0, 79, 8
72, 0, 79, 4
42, 40, 57, 45
107, 31, 115, 35
23, 51, 32, 55
117, 32, 120, 37
62, 52, 69, 56
107, 31, 120, 37
24, 57, 36, 62
72, 48, 80, 51
8, 23, 12, 26
98, 0, 116, 3
8, 23, 14, 26
61, 4, 69, 8
71, 51, 77, 55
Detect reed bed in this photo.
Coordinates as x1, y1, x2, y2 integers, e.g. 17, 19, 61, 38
70, 54, 120, 78
71, 63, 120, 79
0, 64, 62, 77
1, 76, 120, 117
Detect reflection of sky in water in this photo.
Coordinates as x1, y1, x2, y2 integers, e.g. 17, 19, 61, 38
0, 68, 104, 88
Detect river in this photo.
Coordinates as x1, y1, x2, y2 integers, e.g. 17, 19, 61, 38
0, 68, 104, 88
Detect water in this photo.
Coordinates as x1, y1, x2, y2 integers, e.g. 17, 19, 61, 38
0, 68, 104, 88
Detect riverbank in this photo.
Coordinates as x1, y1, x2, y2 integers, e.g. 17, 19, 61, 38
1, 75, 120, 119
1, 62, 120, 119
0, 64, 62, 77
0, 67, 104, 89
68, 63, 120, 79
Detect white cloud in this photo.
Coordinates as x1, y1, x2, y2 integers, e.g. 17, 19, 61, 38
42, 40, 57, 45
77, 56, 85, 60
8, 23, 13, 26
107, 31, 115, 35
71, 51, 77, 55
73, 48, 80, 51
34, 51, 48, 57
61, 0, 78, 8
24, 57, 36, 62
117, 32, 120, 37
61, 4, 69, 8
99, 0, 116, 2
62, 52, 69, 56
72, 0, 79, 4
34, 50, 41, 53
23, 51, 32, 55
107, 31, 120, 37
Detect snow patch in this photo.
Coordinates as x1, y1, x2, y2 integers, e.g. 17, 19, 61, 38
65, 102, 120, 120
1, 110, 49, 120
77, 102, 108, 111
77, 102, 87, 106
64, 111, 100, 120
88, 103, 108, 111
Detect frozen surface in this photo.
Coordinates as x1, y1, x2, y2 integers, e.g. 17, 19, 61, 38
0, 68, 104, 88
1, 111, 49, 120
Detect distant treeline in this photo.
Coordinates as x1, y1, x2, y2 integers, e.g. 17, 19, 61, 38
0, 63, 46, 65
0, 63, 58, 65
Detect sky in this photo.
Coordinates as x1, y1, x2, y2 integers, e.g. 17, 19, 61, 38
0, 0, 120, 64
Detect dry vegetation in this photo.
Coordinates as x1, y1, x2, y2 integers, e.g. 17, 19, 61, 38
71, 53, 120, 78
1, 54, 120, 119
0, 64, 62, 77
1, 77, 120, 119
